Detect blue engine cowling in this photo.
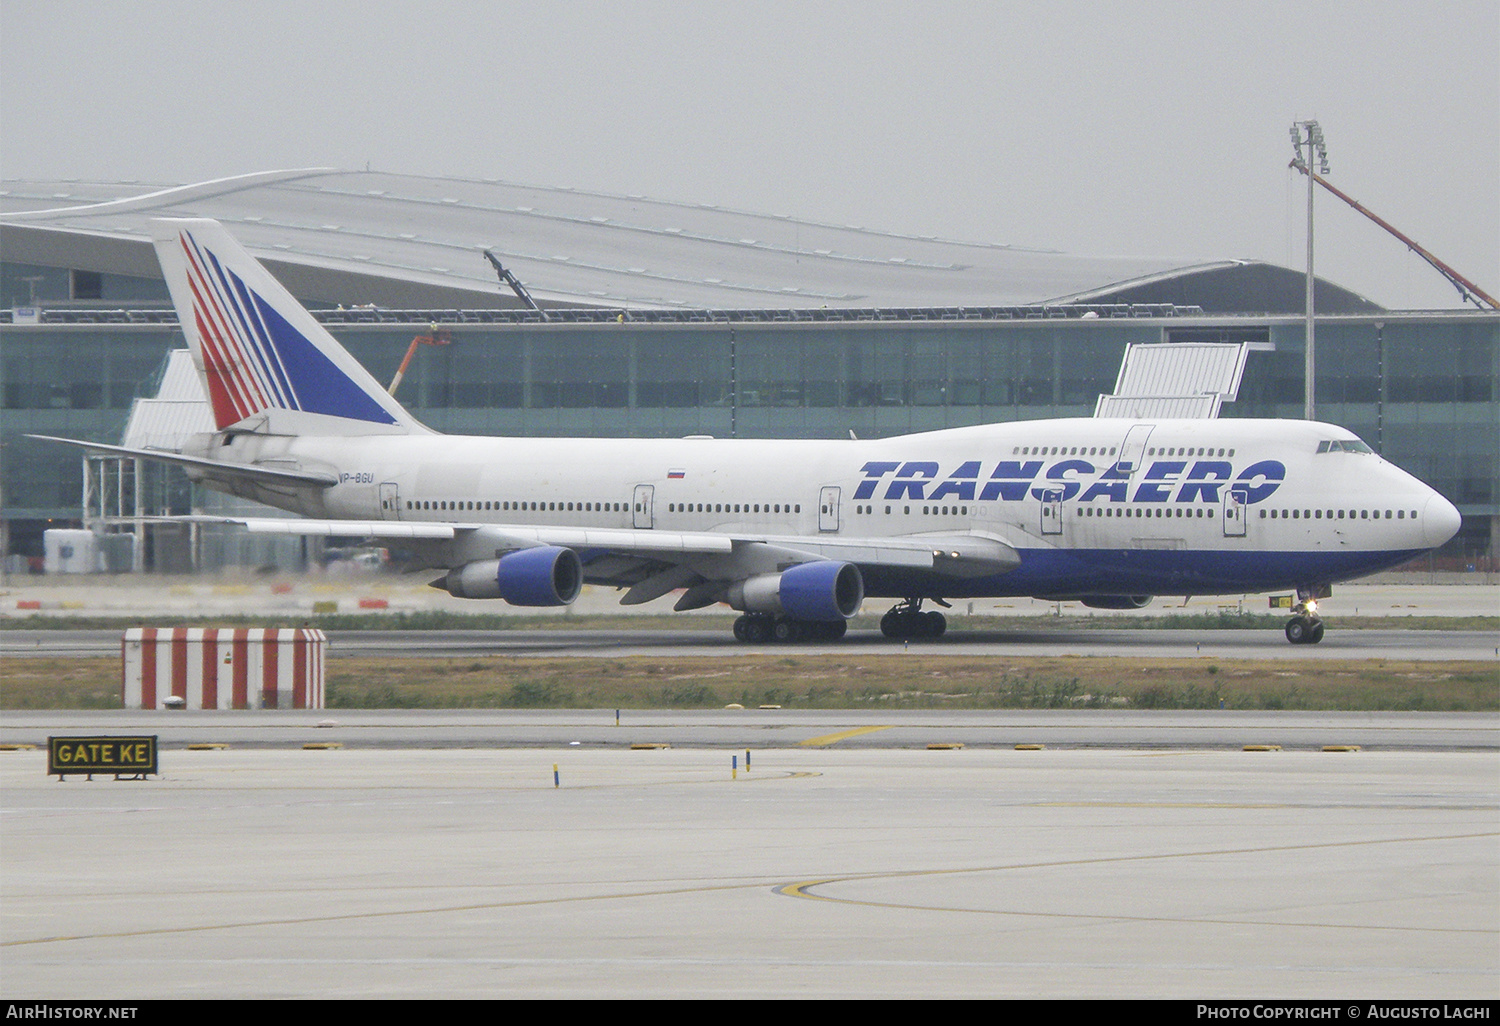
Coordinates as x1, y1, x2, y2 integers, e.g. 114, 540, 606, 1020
731, 561, 864, 621
440, 546, 583, 606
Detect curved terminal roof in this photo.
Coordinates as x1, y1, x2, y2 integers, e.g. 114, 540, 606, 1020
0, 169, 1380, 313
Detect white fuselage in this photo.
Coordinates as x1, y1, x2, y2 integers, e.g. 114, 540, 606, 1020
197, 416, 1459, 599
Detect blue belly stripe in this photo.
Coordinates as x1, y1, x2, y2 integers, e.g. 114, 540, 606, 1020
861, 547, 1428, 599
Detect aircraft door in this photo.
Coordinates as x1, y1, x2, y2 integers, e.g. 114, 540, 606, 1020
1117, 424, 1155, 474
379, 482, 402, 521
1223, 486, 1248, 537
819, 486, 841, 532
1040, 488, 1064, 535
633, 484, 655, 529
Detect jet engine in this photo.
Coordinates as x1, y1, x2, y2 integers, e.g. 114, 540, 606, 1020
437, 546, 582, 606
727, 561, 864, 621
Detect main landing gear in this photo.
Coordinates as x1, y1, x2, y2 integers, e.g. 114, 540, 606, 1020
880, 598, 947, 640
1284, 593, 1326, 645
733, 613, 847, 643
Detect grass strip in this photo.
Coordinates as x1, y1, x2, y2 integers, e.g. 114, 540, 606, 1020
4, 654, 1495, 712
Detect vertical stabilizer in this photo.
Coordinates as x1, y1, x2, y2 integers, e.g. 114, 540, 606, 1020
149, 218, 425, 435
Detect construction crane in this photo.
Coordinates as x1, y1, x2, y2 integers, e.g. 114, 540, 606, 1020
483, 250, 549, 320
1289, 159, 1499, 310
388, 325, 451, 396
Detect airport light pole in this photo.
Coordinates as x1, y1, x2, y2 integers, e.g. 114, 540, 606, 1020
1290, 120, 1329, 421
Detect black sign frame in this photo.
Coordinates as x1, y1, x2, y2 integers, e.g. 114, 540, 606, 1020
48, 736, 159, 780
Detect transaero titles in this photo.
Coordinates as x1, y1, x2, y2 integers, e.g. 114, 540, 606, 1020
854, 458, 1286, 504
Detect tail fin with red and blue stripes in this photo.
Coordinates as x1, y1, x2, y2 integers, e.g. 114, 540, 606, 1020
150, 218, 424, 435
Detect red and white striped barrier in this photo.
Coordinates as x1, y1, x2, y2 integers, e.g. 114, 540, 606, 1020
122, 628, 326, 710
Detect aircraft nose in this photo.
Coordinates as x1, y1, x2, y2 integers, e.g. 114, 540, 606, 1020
1421, 491, 1461, 549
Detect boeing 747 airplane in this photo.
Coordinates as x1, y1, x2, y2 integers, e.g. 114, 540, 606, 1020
34, 219, 1462, 644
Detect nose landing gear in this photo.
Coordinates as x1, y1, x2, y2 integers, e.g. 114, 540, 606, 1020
1284, 591, 1326, 644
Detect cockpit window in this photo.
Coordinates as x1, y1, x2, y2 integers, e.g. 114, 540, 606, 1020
1317, 439, 1374, 454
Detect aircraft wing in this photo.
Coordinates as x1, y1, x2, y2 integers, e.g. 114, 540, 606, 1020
177, 516, 458, 539
171, 517, 1019, 574
751, 531, 1019, 571
182, 516, 735, 552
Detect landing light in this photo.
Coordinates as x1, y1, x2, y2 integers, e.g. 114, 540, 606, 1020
1305, 599, 1318, 614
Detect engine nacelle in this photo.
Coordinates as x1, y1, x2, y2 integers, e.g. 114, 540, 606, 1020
439, 546, 582, 606
1078, 595, 1153, 610
728, 561, 864, 621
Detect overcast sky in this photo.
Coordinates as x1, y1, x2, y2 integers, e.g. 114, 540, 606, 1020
2, 0, 1495, 309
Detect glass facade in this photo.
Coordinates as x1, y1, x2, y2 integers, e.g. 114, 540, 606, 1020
3, 312, 1496, 560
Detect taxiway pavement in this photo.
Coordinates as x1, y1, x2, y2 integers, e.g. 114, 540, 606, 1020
2, 743, 1494, 999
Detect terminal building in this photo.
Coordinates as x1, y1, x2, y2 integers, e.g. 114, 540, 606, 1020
2, 170, 1495, 570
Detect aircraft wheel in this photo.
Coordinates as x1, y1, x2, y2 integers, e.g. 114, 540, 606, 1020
925, 611, 947, 638
1307, 621, 1325, 644
773, 618, 796, 643
733, 616, 749, 642
1285, 617, 1309, 644
880, 610, 905, 638
741, 615, 771, 643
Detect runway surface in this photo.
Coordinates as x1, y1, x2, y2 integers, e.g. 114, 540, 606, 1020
5, 625, 1498, 660
6, 576, 1497, 621
2, 743, 1494, 999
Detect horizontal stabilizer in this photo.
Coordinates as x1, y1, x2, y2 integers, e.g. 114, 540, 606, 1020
27, 435, 336, 487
